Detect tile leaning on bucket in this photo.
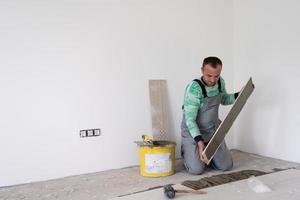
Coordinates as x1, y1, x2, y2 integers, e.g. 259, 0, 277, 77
148, 80, 168, 141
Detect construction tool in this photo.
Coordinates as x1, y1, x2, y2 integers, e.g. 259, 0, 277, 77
163, 184, 206, 199
142, 134, 153, 145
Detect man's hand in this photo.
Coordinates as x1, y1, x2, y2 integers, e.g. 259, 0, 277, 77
197, 140, 206, 162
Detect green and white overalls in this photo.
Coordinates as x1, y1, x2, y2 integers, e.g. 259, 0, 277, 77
181, 77, 238, 174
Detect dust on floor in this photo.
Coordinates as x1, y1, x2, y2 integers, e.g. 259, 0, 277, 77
0, 150, 299, 200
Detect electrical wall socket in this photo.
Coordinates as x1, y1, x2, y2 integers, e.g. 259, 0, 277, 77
80, 128, 101, 138
94, 129, 101, 136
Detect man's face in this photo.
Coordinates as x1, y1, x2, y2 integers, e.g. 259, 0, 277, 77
201, 64, 222, 87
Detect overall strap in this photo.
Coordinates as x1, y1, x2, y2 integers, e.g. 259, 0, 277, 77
193, 79, 208, 98
217, 78, 222, 93
182, 79, 208, 110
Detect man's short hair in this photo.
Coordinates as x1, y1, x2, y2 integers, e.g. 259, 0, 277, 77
202, 56, 222, 68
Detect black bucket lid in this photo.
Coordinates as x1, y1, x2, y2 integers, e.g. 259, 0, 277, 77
135, 140, 176, 147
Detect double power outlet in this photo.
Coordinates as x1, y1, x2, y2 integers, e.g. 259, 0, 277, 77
80, 128, 101, 138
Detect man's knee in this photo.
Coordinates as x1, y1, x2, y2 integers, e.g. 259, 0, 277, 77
212, 144, 233, 171
221, 160, 233, 171
185, 163, 205, 175
213, 160, 233, 171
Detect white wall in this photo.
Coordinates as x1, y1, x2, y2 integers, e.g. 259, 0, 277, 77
233, 0, 300, 163
0, 0, 233, 186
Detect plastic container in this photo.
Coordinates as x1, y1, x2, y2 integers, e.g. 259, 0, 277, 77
137, 141, 176, 177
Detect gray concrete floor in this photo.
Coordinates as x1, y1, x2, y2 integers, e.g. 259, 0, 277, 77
1, 150, 299, 200
111, 169, 300, 200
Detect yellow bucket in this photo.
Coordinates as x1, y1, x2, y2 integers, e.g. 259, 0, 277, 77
137, 141, 176, 177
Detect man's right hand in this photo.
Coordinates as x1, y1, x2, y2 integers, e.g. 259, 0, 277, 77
197, 140, 206, 162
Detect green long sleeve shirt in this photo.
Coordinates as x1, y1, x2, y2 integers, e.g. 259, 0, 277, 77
183, 77, 237, 139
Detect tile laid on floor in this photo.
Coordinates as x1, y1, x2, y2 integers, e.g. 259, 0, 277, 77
109, 169, 300, 200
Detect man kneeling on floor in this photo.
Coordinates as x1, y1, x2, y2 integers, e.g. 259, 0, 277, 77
181, 56, 239, 174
